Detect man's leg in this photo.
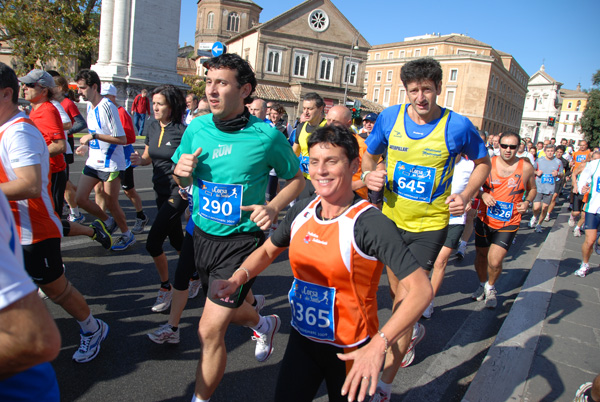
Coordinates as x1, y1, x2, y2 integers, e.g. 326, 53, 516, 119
41, 274, 90, 321
139, 114, 146, 135
194, 299, 259, 400
531, 201, 542, 227
486, 244, 509, 286
75, 174, 109, 221
474, 246, 490, 283
431, 246, 453, 296
103, 177, 129, 233
538, 202, 550, 223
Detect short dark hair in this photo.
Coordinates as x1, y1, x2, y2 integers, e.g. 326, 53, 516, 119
304, 92, 325, 109
204, 53, 257, 104
75, 69, 101, 94
400, 58, 443, 89
556, 145, 566, 152
499, 131, 521, 145
151, 84, 186, 125
187, 93, 199, 103
0, 62, 19, 104
307, 124, 359, 162
270, 102, 285, 115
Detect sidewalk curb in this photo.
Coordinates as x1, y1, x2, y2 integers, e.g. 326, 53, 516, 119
462, 204, 570, 402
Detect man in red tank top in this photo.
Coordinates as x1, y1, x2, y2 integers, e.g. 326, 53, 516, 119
473, 132, 536, 309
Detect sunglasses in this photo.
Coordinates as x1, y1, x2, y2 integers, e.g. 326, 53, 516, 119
23, 83, 37, 88
499, 144, 518, 150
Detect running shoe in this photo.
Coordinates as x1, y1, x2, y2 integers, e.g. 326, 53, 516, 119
253, 314, 280, 362
484, 287, 497, 309
188, 279, 202, 299
90, 219, 112, 249
367, 387, 391, 402
253, 294, 266, 314
568, 215, 576, 227
544, 214, 550, 222
455, 240, 467, 261
111, 233, 136, 251
72, 319, 109, 363
529, 216, 537, 228
535, 224, 544, 233
147, 323, 180, 344
471, 284, 485, 301
574, 381, 593, 402
596, 233, 600, 255
131, 216, 150, 234
152, 287, 173, 312
574, 227, 582, 237
68, 213, 85, 224
401, 322, 425, 368
422, 301, 434, 319
574, 263, 590, 278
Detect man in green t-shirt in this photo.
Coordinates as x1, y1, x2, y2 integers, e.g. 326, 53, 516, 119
172, 53, 304, 402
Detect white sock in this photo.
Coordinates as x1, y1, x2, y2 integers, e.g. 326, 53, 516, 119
191, 395, 209, 402
480, 282, 485, 287
251, 316, 269, 334
78, 314, 100, 334
104, 216, 114, 227
484, 282, 495, 291
70, 207, 80, 216
575, 226, 580, 230
122, 230, 132, 238
377, 379, 392, 395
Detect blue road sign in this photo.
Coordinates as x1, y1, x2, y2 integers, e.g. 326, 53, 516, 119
211, 42, 226, 57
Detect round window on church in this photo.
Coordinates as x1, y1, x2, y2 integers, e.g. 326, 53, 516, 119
308, 9, 329, 32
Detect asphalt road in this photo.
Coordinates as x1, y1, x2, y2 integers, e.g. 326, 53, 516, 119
46, 145, 554, 401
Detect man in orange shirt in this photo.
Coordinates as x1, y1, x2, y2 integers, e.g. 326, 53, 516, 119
473, 132, 536, 308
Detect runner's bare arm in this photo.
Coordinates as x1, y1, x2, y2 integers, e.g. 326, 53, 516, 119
0, 165, 42, 200
448, 155, 491, 215
361, 151, 386, 192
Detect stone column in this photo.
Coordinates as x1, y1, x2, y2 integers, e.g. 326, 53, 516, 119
110, 0, 130, 66
97, 0, 114, 65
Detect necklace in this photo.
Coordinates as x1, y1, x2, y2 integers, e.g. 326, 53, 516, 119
321, 202, 353, 221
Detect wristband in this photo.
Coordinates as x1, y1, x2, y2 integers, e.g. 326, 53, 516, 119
360, 170, 372, 183
92, 133, 97, 140
377, 330, 389, 354
234, 267, 250, 284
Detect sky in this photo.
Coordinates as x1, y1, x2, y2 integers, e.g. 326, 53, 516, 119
179, 0, 600, 91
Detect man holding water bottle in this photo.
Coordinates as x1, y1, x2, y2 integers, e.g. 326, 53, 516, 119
473, 132, 536, 309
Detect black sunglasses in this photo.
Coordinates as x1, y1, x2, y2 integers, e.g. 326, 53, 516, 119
499, 143, 518, 150
23, 83, 37, 88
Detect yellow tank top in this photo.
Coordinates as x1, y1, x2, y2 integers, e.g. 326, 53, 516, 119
383, 104, 455, 232
297, 119, 327, 179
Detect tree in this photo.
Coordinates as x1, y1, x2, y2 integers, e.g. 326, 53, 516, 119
182, 75, 206, 98
581, 69, 600, 147
0, 0, 100, 75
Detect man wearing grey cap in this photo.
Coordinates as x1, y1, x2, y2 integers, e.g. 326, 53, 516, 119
19, 69, 67, 216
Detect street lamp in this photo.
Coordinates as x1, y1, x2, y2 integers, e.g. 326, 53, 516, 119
343, 37, 359, 106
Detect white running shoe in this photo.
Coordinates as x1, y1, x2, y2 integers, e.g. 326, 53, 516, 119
422, 301, 434, 319
131, 216, 149, 234
111, 233, 136, 251
535, 224, 544, 233
151, 288, 173, 312
68, 213, 85, 224
484, 287, 497, 309
568, 215, 576, 227
471, 284, 485, 301
253, 294, 265, 314
253, 314, 280, 362
367, 387, 391, 402
574, 227, 582, 237
401, 322, 425, 368
456, 240, 467, 261
72, 319, 109, 363
147, 323, 180, 344
544, 215, 550, 222
188, 279, 202, 299
529, 216, 538, 228
574, 381, 593, 402
574, 263, 589, 278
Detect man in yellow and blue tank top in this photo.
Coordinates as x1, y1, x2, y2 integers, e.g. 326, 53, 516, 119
361, 58, 491, 400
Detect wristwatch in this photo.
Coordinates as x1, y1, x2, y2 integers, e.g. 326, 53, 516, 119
91, 133, 97, 140
360, 170, 372, 183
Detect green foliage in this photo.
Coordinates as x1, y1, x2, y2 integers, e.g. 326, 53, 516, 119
0, 0, 100, 75
581, 69, 600, 148
182, 75, 206, 98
